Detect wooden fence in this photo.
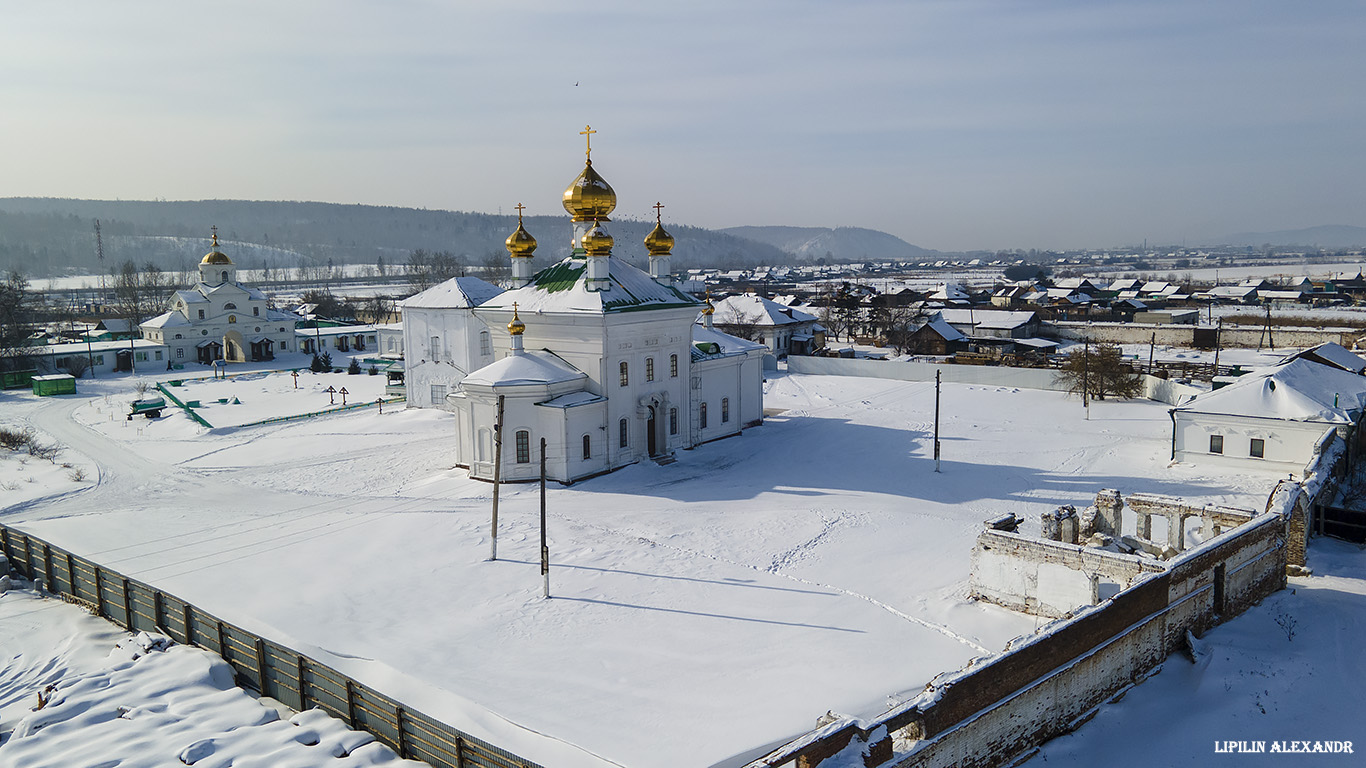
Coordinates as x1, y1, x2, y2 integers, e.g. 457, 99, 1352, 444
0, 523, 543, 768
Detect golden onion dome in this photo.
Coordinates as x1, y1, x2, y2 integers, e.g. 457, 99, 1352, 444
562, 160, 617, 222
201, 231, 232, 264
580, 220, 614, 255
508, 304, 526, 336
701, 296, 715, 315
505, 220, 537, 258
644, 220, 675, 255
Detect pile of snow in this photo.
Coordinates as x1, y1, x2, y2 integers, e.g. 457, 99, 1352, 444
0, 587, 423, 767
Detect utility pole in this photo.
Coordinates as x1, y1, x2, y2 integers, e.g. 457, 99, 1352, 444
1212, 318, 1223, 376
540, 437, 550, 599
489, 395, 505, 561
1148, 332, 1155, 374
1082, 336, 1090, 419
933, 369, 942, 473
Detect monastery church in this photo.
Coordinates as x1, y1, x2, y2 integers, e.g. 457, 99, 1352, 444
402, 133, 766, 483
140, 229, 300, 366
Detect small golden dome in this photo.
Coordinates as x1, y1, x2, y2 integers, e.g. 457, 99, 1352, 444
562, 160, 617, 222
581, 220, 614, 255
505, 217, 537, 258
645, 221, 675, 255
508, 303, 526, 336
201, 230, 232, 264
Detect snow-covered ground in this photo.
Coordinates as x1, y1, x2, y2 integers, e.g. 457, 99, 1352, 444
0, 584, 424, 767
0, 367, 1291, 768
1023, 537, 1366, 768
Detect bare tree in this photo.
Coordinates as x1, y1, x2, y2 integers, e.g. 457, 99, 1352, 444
1054, 343, 1143, 401
0, 271, 37, 372
872, 304, 930, 355
712, 306, 766, 342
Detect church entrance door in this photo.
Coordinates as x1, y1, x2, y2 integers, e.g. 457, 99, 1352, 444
647, 406, 658, 456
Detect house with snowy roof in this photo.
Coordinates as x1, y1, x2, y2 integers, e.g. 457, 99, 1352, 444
1170, 357, 1366, 471
1278, 342, 1366, 375
441, 138, 766, 483
139, 231, 300, 366
906, 313, 967, 356
709, 293, 823, 358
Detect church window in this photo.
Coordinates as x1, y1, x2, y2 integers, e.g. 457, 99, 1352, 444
253, 307, 259, 316
280, 341, 287, 350
1209, 435, 1223, 454
430, 384, 447, 405
224, 303, 237, 310
722, 397, 730, 423
516, 431, 531, 464
670, 354, 678, 377
582, 434, 592, 460
198, 310, 205, 320
174, 334, 182, 339
700, 402, 708, 429
1250, 438, 1265, 458
619, 361, 629, 387
669, 407, 678, 435
646, 358, 655, 382
228, 315, 237, 324
430, 336, 441, 360
155, 351, 163, 361
479, 331, 491, 356
619, 418, 629, 448
175, 348, 183, 359
221, 270, 228, 282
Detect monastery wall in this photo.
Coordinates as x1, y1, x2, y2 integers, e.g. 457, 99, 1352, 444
1047, 320, 1359, 349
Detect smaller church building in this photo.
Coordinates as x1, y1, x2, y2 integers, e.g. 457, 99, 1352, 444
140, 231, 300, 366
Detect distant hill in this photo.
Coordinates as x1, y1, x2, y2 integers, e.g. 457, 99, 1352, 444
0, 198, 790, 278
1207, 225, 1366, 249
720, 225, 934, 262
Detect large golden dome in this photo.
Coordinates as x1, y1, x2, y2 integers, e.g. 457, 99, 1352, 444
201, 230, 233, 264
644, 220, 675, 255
580, 220, 614, 255
562, 160, 617, 222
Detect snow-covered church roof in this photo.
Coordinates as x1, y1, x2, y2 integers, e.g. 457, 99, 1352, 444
400, 276, 505, 309
691, 325, 767, 360
1174, 357, 1366, 424
462, 349, 586, 387
482, 255, 700, 315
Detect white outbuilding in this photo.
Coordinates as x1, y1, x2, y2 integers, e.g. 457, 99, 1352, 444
1170, 357, 1366, 472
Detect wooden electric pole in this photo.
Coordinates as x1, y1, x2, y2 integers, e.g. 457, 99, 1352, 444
933, 369, 942, 473
540, 437, 550, 599
489, 395, 505, 561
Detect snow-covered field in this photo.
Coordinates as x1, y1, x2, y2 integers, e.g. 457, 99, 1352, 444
0, 368, 1292, 767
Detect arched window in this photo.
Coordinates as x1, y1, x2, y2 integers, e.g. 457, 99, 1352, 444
669, 407, 678, 435
619, 361, 629, 387
582, 434, 592, 460
430, 336, 440, 359
619, 418, 629, 448
670, 354, 678, 377
221, 270, 229, 282
224, 303, 237, 310
646, 357, 655, 382
722, 397, 730, 423
479, 330, 491, 356
700, 402, 708, 429
515, 430, 531, 464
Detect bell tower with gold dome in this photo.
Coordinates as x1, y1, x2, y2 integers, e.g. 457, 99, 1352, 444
198, 227, 237, 285
645, 202, 675, 285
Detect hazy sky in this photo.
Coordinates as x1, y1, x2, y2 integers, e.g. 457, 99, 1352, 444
3, 1, 1363, 251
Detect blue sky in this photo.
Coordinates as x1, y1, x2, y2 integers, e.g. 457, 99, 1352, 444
3, 1, 1363, 251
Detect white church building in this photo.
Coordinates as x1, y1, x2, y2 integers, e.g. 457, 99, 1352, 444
403, 135, 766, 483
140, 230, 300, 366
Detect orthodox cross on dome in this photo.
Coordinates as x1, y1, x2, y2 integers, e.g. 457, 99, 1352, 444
210, 225, 219, 247
514, 202, 526, 223
652, 201, 665, 223
580, 124, 597, 162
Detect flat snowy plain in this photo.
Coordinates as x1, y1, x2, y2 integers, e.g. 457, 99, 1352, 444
0, 362, 1295, 766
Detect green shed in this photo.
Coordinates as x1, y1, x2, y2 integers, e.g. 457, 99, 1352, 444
1, 369, 37, 390
32, 374, 77, 397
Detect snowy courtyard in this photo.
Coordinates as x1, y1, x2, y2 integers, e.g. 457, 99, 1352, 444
1, 370, 1289, 767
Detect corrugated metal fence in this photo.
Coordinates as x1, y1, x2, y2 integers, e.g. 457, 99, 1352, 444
0, 523, 544, 768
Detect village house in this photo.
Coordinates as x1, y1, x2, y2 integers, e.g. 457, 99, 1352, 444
709, 293, 824, 359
